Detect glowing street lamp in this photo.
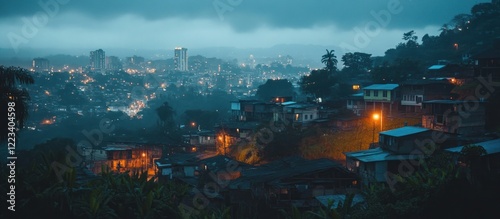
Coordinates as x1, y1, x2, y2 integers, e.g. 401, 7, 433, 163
142, 152, 146, 173
372, 113, 380, 144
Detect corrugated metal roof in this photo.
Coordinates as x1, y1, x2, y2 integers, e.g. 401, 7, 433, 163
445, 138, 500, 155
428, 65, 446, 70
281, 101, 297, 106
344, 147, 420, 162
229, 157, 355, 189
104, 144, 135, 151
363, 84, 399, 90
379, 126, 430, 137
284, 103, 316, 109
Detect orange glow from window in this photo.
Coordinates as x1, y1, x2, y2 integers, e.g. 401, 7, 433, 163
89, 148, 161, 181
41, 119, 54, 125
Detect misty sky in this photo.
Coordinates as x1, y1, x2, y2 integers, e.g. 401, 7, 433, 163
0, 0, 489, 57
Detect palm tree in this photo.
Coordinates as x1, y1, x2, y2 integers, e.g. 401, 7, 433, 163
156, 101, 183, 143
0, 66, 34, 141
321, 49, 338, 74
156, 101, 176, 132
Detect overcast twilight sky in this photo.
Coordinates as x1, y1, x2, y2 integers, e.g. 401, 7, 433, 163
0, 0, 489, 58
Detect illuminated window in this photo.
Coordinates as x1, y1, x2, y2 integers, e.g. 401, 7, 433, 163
280, 188, 288, 194
295, 114, 300, 121
353, 85, 360, 90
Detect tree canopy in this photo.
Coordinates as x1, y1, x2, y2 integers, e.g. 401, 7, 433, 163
299, 69, 337, 99
341, 52, 372, 76
255, 79, 294, 102
0, 66, 34, 141
321, 49, 338, 74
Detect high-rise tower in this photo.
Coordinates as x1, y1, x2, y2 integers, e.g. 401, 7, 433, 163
174, 47, 188, 71
32, 58, 49, 72
90, 49, 106, 71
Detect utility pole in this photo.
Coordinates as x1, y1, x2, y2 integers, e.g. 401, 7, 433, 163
223, 132, 226, 155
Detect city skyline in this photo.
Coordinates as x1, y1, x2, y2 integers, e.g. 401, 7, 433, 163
0, 0, 489, 58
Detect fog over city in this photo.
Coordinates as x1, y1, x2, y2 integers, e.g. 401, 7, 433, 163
0, 0, 488, 61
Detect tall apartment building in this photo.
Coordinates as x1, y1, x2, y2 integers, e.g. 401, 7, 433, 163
174, 47, 188, 71
90, 49, 106, 71
106, 56, 121, 71
32, 58, 49, 72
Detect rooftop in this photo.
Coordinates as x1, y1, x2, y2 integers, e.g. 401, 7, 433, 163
379, 126, 430, 137
229, 157, 356, 189
363, 84, 399, 91
155, 153, 201, 167
428, 65, 446, 70
344, 147, 421, 162
103, 144, 135, 151
284, 103, 317, 109
445, 138, 500, 155
347, 93, 364, 99
199, 155, 250, 172
281, 101, 297, 106
423, 99, 484, 104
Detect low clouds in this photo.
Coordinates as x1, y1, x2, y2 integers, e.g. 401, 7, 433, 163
0, 0, 488, 56
0, 0, 486, 31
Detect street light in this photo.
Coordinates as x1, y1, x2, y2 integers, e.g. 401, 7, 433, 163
142, 152, 146, 174
372, 113, 380, 144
